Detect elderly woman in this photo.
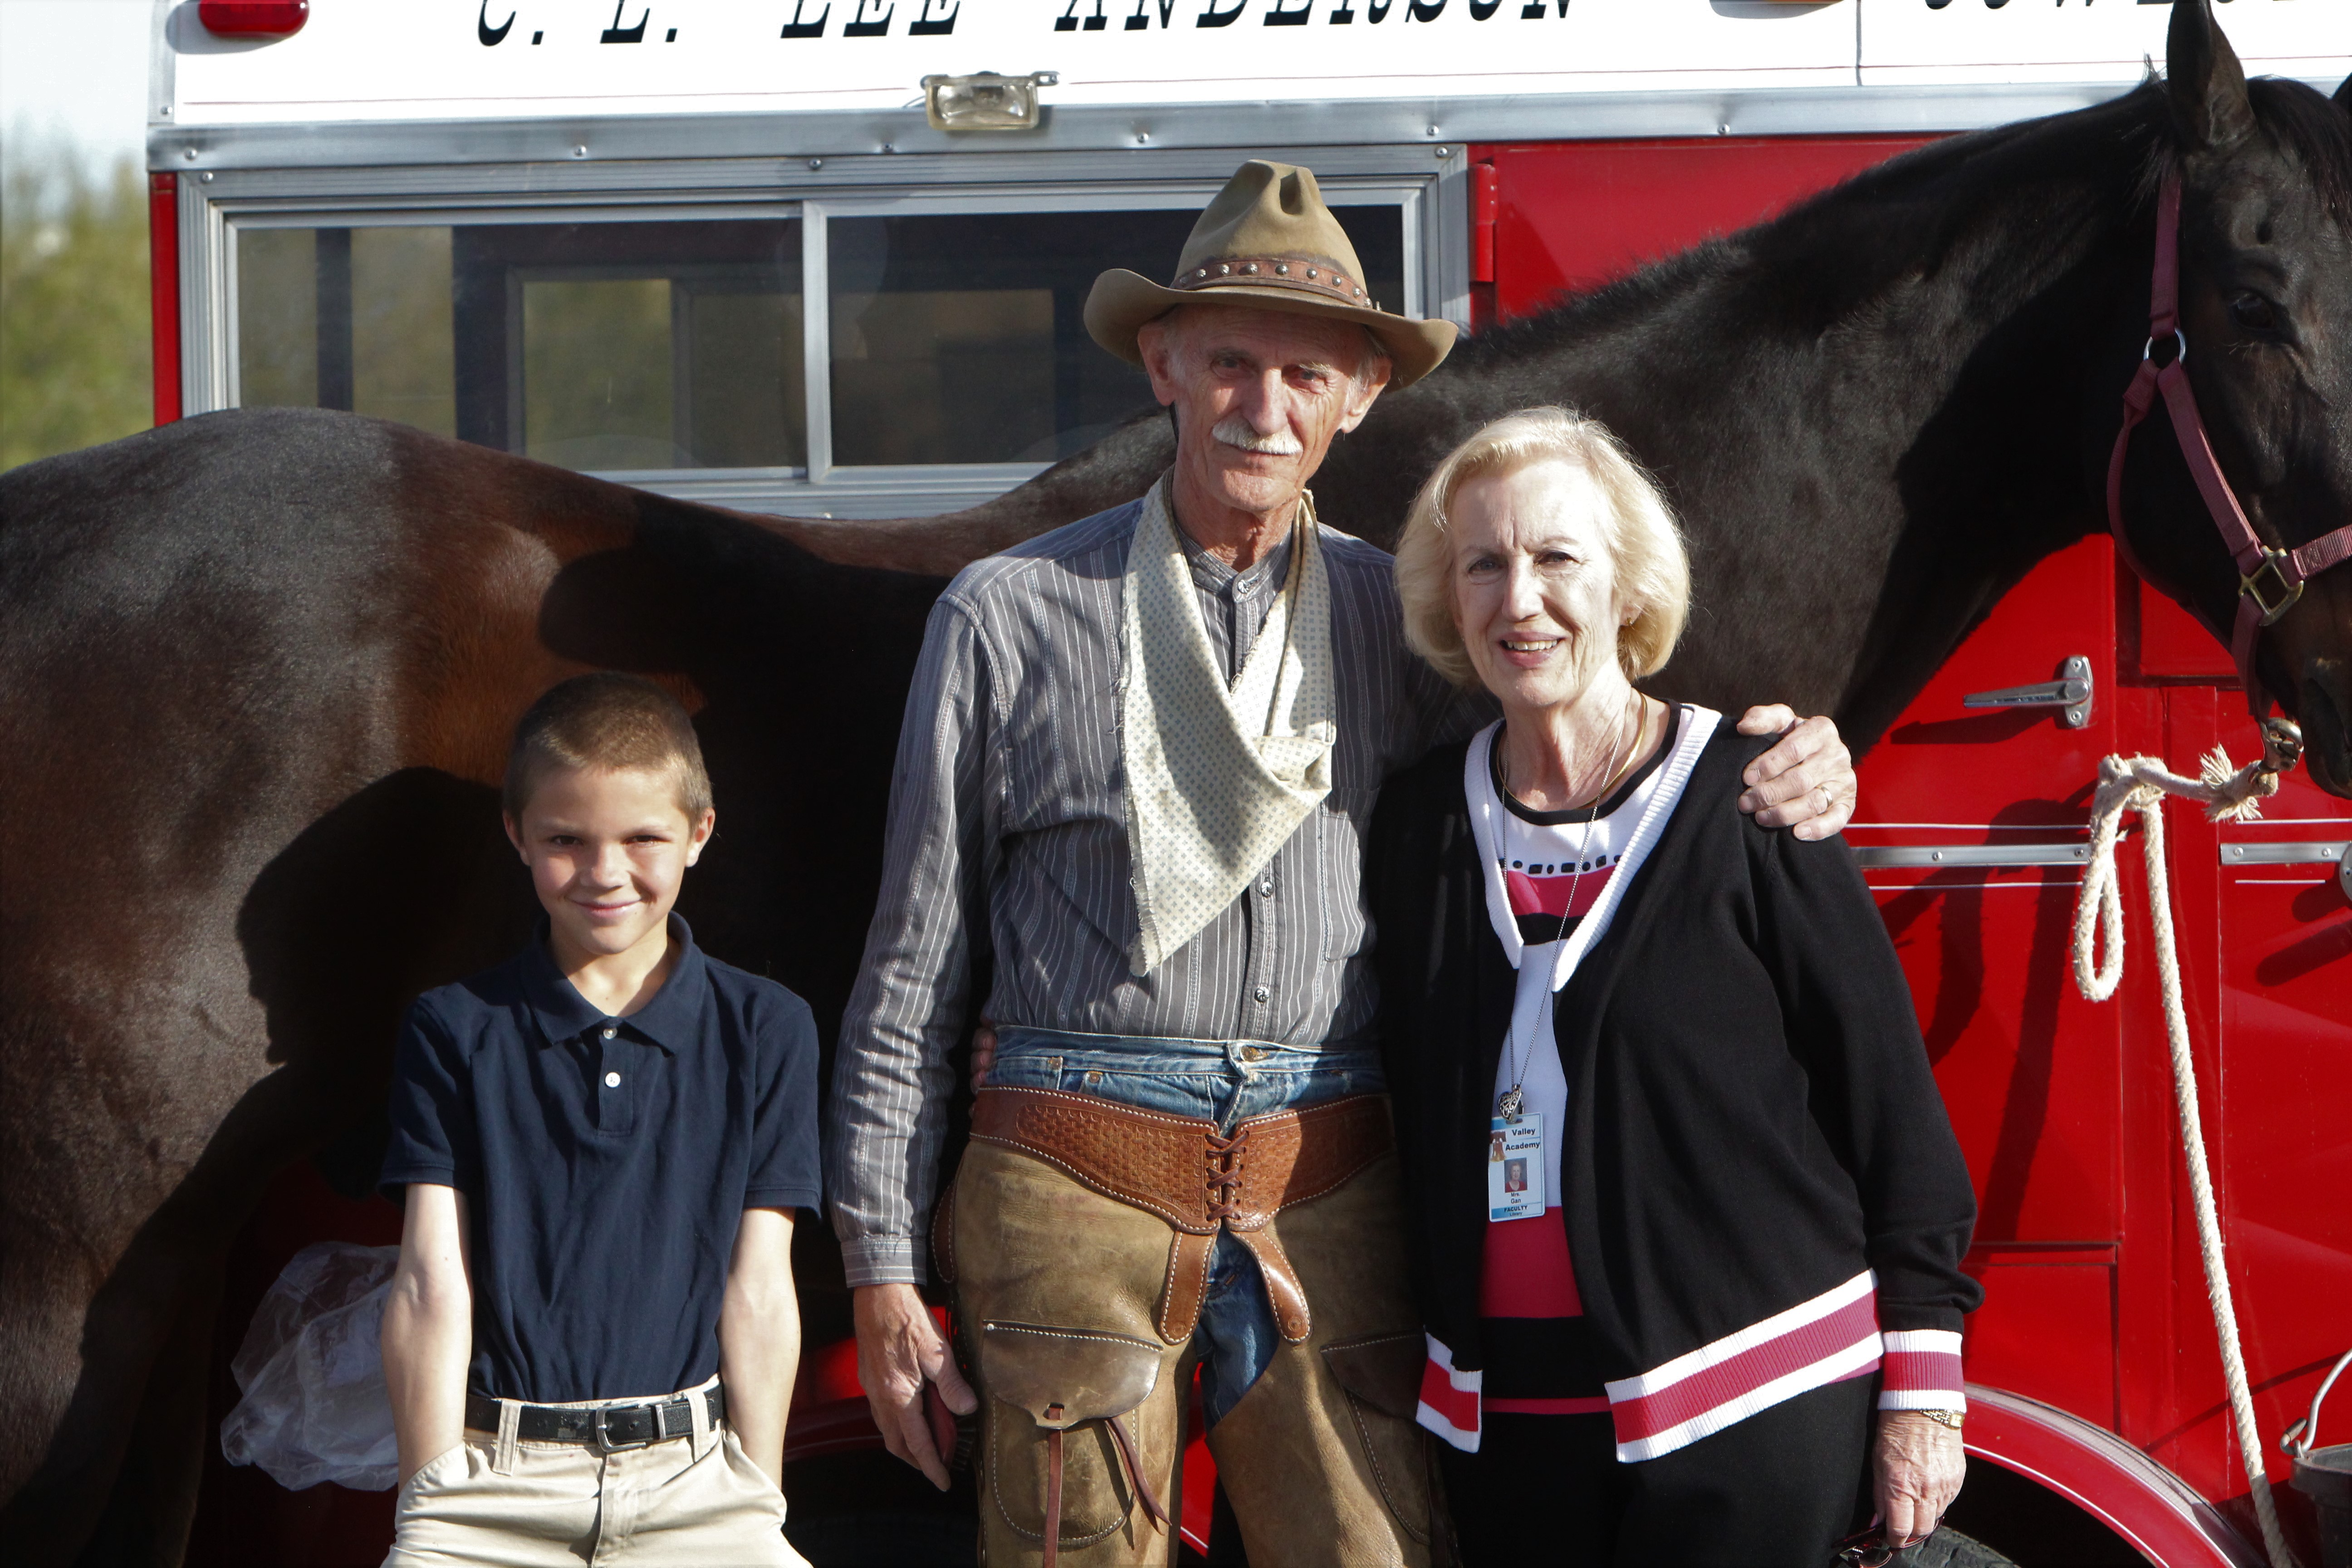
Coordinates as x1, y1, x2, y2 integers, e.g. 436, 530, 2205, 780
1368, 408, 1981, 1567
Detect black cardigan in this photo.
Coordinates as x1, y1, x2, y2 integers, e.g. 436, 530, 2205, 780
1369, 725, 1981, 1385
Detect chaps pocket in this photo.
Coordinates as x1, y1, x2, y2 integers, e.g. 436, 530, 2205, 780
980, 1321, 1169, 1550
1321, 1330, 1433, 1544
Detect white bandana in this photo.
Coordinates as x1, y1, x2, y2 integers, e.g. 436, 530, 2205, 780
1119, 480, 1336, 975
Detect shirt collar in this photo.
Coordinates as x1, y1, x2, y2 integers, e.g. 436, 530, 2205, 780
520, 913, 706, 1054
1173, 512, 1295, 601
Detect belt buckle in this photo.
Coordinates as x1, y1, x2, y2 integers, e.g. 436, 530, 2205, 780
593, 1401, 660, 1452
2242, 549, 2305, 626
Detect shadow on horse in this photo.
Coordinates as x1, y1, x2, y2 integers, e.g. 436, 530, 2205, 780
2, 3, 2346, 1559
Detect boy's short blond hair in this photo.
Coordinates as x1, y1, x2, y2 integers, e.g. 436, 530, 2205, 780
502, 672, 713, 821
1393, 406, 1690, 688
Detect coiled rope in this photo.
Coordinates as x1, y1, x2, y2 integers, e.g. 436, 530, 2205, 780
2071, 720, 2305, 1568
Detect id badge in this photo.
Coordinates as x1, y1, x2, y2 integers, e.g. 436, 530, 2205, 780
1487, 1113, 1544, 1221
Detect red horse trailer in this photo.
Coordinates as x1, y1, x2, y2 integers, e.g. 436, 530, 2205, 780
145, 3, 2349, 1563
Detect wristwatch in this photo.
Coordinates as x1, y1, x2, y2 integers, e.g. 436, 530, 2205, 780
1920, 1409, 1965, 1431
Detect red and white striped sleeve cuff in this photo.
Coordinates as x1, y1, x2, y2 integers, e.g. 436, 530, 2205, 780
1877, 1328, 1966, 1412
1416, 1333, 1483, 1453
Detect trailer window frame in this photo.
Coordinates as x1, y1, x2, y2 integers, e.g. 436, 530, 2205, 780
182, 144, 1467, 519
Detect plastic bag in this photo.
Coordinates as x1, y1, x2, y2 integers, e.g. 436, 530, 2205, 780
220, 1241, 402, 1491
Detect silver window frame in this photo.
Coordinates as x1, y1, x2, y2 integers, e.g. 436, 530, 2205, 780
184, 140, 1465, 519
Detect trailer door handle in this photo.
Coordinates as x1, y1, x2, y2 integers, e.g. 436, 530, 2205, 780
1964, 656, 2093, 729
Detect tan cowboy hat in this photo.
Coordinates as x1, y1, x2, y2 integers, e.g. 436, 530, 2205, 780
1085, 160, 1458, 389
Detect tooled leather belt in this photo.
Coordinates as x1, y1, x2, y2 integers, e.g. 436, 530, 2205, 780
958, 1085, 1393, 1345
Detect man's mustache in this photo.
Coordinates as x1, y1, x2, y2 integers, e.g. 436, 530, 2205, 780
1212, 416, 1304, 457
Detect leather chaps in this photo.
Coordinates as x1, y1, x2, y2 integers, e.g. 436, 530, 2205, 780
941, 1086, 1446, 1568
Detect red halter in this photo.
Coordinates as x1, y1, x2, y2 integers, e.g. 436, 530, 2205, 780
2106, 170, 2352, 715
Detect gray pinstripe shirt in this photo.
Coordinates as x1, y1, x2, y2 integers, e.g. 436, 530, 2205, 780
827, 493, 1486, 1286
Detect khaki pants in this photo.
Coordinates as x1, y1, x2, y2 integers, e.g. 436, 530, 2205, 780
383, 1378, 807, 1568
952, 1142, 1441, 1568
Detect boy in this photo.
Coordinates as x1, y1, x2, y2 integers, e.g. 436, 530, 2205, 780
378, 672, 817, 1567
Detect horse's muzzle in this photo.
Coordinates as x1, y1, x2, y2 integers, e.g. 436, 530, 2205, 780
2298, 657, 2352, 799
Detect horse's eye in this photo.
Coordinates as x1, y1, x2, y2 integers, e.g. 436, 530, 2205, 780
2229, 292, 2278, 333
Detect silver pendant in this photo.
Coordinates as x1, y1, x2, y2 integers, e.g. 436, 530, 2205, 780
1497, 1087, 1523, 1119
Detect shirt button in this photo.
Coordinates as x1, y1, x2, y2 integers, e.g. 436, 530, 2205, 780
1259, 881, 1274, 897
604, 1071, 622, 1088
601, 1027, 617, 1039
1253, 985, 1270, 1004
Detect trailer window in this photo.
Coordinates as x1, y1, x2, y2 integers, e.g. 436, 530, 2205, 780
237, 226, 458, 438
228, 197, 1409, 497
235, 217, 805, 471
826, 206, 1406, 468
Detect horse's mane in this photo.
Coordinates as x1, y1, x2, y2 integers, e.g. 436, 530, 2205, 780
2247, 76, 2352, 225
1450, 74, 2349, 372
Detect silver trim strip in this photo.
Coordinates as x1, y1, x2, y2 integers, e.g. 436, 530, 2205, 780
2219, 842, 2347, 867
149, 82, 2278, 173
1853, 844, 2091, 869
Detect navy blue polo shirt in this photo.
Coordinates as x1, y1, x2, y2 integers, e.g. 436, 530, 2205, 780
379, 916, 820, 1404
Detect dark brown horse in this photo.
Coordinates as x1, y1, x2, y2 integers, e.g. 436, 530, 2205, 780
3, 2, 2346, 1560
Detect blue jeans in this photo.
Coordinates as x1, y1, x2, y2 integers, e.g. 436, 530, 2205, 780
985, 1028, 1384, 1426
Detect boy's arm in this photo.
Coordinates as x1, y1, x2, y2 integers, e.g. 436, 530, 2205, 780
718, 1206, 800, 1491
381, 1183, 472, 1484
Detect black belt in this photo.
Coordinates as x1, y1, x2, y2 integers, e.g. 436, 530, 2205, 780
464, 1385, 725, 1450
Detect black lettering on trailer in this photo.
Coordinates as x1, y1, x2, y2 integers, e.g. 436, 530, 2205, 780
1265, 0, 1310, 24
601, 1, 650, 42
1469, 0, 1499, 17
1127, 0, 1179, 25
478, 0, 515, 45
1366, 0, 1395, 22
1058, 0, 1108, 32
781, 0, 829, 37
1197, 0, 1245, 25
845, 0, 893, 35
1521, 0, 1566, 17
1407, 0, 1445, 20
909, 0, 958, 35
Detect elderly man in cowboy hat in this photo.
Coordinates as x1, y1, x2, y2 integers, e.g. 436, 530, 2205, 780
827, 160, 1857, 1566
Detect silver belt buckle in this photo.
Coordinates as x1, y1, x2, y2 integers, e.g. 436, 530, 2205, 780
593, 1400, 662, 1451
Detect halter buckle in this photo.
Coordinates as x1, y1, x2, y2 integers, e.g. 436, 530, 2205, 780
2240, 549, 2304, 626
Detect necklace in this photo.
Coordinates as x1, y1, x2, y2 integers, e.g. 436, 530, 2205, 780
1496, 691, 1648, 1120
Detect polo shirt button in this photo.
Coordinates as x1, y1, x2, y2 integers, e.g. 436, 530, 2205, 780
1259, 881, 1274, 897
605, 1071, 622, 1088
1253, 985, 1270, 1004
601, 1027, 616, 1039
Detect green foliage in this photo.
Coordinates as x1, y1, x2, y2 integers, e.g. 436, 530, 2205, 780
1, 140, 153, 473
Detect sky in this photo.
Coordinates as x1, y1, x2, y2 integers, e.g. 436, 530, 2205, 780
0, 0, 153, 174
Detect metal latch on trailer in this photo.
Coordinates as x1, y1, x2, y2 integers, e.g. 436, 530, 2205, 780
2220, 840, 2352, 898
1963, 656, 2093, 730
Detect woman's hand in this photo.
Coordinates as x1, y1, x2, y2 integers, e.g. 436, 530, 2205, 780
1871, 1411, 1966, 1548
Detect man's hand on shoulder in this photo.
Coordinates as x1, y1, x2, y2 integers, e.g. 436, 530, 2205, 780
1735, 706, 1856, 842
852, 1282, 977, 1490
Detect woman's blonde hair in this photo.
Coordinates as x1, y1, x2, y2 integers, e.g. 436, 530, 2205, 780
1393, 406, 1690, 688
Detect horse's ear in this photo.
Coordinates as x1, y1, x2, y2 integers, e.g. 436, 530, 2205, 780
2167, 0, 2255, 152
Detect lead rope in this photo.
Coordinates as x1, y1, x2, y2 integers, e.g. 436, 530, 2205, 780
2071, 721, 2305, 1568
